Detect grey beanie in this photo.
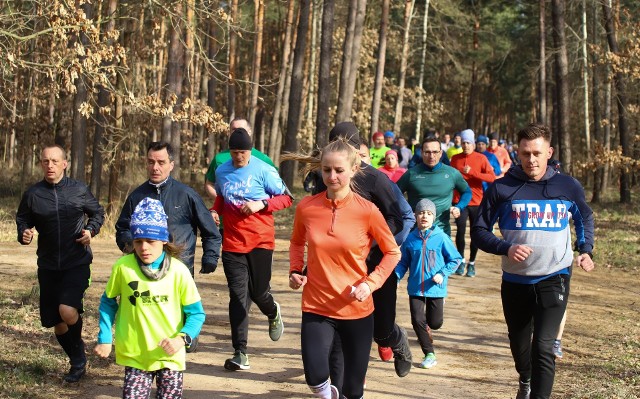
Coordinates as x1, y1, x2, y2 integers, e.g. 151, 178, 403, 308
415, 198, 436, 216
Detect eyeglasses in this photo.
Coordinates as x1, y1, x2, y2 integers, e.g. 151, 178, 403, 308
423, 150, 441, 156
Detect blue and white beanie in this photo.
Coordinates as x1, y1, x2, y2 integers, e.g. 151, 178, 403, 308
130, 197, 169, 242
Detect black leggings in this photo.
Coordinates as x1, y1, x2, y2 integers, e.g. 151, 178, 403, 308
454, 206, 479, 262
502, 274, 570, 399
409, 296, 444, 355
301, 312, 373, 399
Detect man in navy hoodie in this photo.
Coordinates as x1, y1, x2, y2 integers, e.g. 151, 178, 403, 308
472, 123, 594, 399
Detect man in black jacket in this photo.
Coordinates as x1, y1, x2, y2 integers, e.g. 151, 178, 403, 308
16, 145, 105, 383
116, 141, 222, 275
115, 141, 222, 351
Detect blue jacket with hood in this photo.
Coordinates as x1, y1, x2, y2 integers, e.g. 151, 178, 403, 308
395, 225, 462, 298
471, 165, 594, 283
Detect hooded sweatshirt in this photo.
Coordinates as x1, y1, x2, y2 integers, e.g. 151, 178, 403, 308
471, 165, 594, 283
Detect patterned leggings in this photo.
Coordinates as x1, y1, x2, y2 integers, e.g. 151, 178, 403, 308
123, 366, 183, 399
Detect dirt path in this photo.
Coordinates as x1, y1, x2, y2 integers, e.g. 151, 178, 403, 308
0, 236, 593, 399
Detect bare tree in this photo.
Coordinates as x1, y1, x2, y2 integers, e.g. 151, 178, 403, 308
227, 0, 239, 121
91, 0, 118, 198
315, 0, 335, 148
415, 0, 430, 141
602, 0, 631, 203
581, 0, 590, 154
281, 0, 311, 188
248, 0, 265, 132
551, 0, 571, 173
538, 0, 546, 124
336, 0, 366, 123
370, 0, 389, 136
393, 0, 415, 134
464, 10, 479, 131
269, 0, 296, 160
70, 1, 94, 182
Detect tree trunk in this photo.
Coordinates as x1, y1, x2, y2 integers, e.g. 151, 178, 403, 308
91, 0, 118, 199
305, 1, 320, 146
370, 0, 389, 137
551, 0, 571, 174
602, 72, 611, 191
335, 0, 357, 123
206, 16, 218, 164
227, 0, 239, 121
393, 0, 415, 134
602, 0, 630, 203
414, 0, 430, 142
281, 0, 311, 188
70, 1, 93, 182
339, 0, 366, 123
315, 0, 334, 148
590, 1, 602, 203
464, 15, 479, 131
538, 0, 546, 124
162, 3, 185, 152
269, 0, 296, 160
9, 73, 18, 169
581, 0, 590, 155
249, 0, 265, 131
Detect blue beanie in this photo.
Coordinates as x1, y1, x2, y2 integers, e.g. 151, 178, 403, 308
460, 129, 475, 143
130, 197, 169, 242
384, 130, 395, 138
476, 135, 489, 145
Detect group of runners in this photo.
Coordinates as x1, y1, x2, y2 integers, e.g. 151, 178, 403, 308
16, 118, 594, 399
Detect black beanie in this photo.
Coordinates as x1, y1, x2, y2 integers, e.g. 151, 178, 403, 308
229, 128, 253, 150
329, 122, 361, 148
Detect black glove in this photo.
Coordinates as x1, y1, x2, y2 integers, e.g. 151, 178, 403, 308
199, 263, 217, 274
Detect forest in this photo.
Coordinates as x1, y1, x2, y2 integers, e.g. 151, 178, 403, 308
1, 0, 639, 207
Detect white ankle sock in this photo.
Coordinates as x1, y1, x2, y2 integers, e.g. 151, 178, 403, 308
309, 380, 334, 399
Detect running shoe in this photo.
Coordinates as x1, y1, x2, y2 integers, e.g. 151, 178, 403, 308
224, 350, 250, 371
418, 353, 437, 369
378, 345, 393, 362
269, 301, 284, 341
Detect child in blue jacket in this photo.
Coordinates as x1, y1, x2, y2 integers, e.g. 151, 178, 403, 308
396, 198, 462, 369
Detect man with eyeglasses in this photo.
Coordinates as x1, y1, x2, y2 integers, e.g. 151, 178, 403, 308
397, 136, 472, 237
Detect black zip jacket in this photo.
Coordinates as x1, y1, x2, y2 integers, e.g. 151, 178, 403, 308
16, 176, 105, 270
115, 177, 222, 271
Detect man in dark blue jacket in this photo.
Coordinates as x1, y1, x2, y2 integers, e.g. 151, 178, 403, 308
16, 145, 105, 383
472, 124, 595, 399
116, 141, 221, 275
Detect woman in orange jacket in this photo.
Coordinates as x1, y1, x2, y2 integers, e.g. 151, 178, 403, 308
289, 139, 401, 399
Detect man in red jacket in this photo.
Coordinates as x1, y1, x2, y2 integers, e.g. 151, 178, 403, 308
449, 130, 496, 277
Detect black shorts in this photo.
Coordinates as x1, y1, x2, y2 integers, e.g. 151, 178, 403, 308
37, 264, 91, 328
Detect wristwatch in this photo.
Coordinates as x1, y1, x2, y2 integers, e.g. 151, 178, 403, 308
262, 199, 268, 210
181, 333, 192, 349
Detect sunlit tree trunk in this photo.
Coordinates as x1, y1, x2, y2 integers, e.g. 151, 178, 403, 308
227, 0, 239, 121
551, 0, 571, 174
70, 1, 93, 182
581, 0, 590, 155
538, 0, 546, 124
591, 0, 602, 203
315, 0, 334, 148
305, 0, 319, 147
393, 0, 415, 134
370, 0, 389, 137
603, 0, 630, 203
206, 14, 218, 163
415, 0, 430, 141
269, 0, 296, 160
281, 0, 311, 187
91, 0, 118, 199
249, 0, 264, 133
464, 14, 479, 131
336, 0, 356, 123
